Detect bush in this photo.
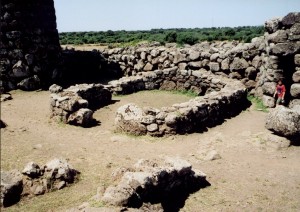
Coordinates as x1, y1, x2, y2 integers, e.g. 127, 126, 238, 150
165, 31, 177, 43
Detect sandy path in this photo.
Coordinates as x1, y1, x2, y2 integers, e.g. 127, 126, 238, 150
1, 90, 300, 211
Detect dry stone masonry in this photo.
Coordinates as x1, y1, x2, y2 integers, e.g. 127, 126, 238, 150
257, 12, 300, 108
0, 0, 61, 92
50, 84, 111, 127
112, 70, 247, 136
1, 158, 79, 208
101, 157, 209, 211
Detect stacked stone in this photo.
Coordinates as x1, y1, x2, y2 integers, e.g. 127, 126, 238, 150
108, 69, 228, 96
258, 12, 300, 108
114, 71, 247, 136
1, 159, 79, 207
101, 157, 208, 209
102, 39, 264, 92
292, 54, 300, 107
0, 0, 61, 92
49, 84, 112, 127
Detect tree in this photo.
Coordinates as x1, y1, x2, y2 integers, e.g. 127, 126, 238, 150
165, 31, 177, 43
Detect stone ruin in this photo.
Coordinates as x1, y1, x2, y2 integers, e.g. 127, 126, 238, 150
1, 158, 79, 207
112, 70, 247, 136
0, 0, 62, 92
49, 84, 112, 127
100, 157, 208, 211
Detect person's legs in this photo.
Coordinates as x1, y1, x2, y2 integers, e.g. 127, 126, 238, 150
276, 97, 282, 105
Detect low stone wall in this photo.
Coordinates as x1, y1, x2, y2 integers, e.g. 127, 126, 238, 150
1, 158, 79, 208
113, 70, 247, 136
50, 84, 111, 127
101, 157, 208, 211
102, 39, 265, 93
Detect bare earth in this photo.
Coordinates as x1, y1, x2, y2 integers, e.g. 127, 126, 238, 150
1, 90, 300, 212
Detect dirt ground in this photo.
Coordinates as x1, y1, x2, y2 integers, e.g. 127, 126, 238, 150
1, 90, 300, 212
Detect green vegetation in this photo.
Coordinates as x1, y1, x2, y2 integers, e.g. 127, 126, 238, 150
247, 95, 269, 112
59, 26, 264, 46
114, 89, 199, 98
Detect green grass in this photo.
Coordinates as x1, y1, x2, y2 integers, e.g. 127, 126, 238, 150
114, 89, 199, 98
247, 95, 269, 112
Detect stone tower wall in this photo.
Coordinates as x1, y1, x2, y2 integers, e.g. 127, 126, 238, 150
0, 0, 61, 92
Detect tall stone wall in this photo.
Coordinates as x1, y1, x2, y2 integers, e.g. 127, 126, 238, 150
257, 12, 300, 108
0, 0, 61, 92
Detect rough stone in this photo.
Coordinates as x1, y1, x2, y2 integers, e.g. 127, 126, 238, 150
209, 62, 220, 72
101, 157, 208, 209
266, 106, 300, 137
262, 95, 275, 108
292, 71, 300, 83
290, 83, 300, 97
1, 93, 12, 102
49, 84, 63, 93
1, 170, 23, 207
22, 162, 41, 178
17, 75, 41, 91
262, 82, 276, 95
230, 57, 249, 71
67, 108, 94, 127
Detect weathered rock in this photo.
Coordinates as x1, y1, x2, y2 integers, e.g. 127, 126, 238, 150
293, 71, 300, 83
188, 50, 200, 61
290, 83, 300, 97
281, 12, 300, 27
1, 170, 23, 207
266, 106, 300, 137
245, 67, 258, 80
289, 99, 300, 109
101, 157, 208, 209
265, 17, 282, 33
22, 162, 41, 178
262, 82, 276, 95
0, 93, 12, 102
252, 133, 291, 150
44, 158, 79, 183
160, 80, 176, 91
230, 57, 249, 71
262, 95, 275, 108
143, 63, 153, 71
49, 84, 63, 93
267, 30, 288, 43
270, 42, 300, 56
10, 60, 30, 78
17, 75, 40, 91
209, 62, 220, 72
115, 104, 147, 136
67, 108, 94, 127
295, 54, 300, 65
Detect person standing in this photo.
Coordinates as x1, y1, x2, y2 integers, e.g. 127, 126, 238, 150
273, 80, 286, 105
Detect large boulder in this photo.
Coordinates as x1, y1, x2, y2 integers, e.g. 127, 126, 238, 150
115, 103, 147, 136
292, 70, 300, 83
67, 108, 94, 127
230, 57, 249, 71
290, 83, 300, 97
1, 170, 23, 207
266, 106, 300, 137
265, 17, 282, 33
281, 12, 300, 28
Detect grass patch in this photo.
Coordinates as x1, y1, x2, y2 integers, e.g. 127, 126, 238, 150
247, 95, 269, 112
114, 89, 198, 98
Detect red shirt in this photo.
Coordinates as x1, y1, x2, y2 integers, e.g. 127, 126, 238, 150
276, 85, 286, 98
